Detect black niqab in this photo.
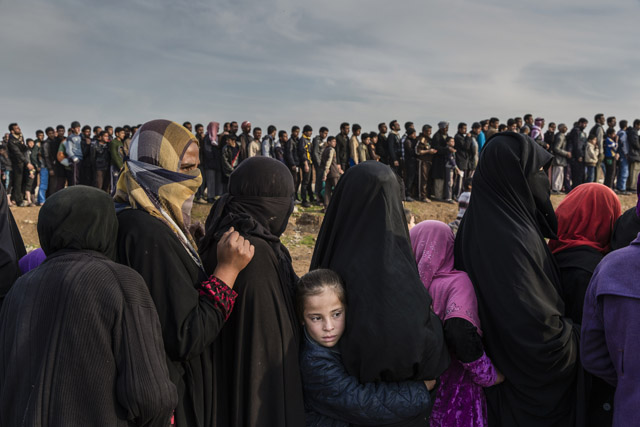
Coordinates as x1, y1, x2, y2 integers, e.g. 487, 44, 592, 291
0, 183, 26, 301
611, 206, 640, 250
38, 186, 117, 260
454, 133, 582, 426
310, 161, 449, 384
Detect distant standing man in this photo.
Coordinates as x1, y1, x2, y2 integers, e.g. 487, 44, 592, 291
616, 120, 629, 194
589, 113, 606, 181
335, 122, 350, 172
109, 127, 125, 196
312, 127, 328, 203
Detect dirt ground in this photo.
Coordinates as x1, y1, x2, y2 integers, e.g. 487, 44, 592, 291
11, 193, 638, 276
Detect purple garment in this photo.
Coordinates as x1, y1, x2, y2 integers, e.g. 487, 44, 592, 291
18, 248, 46, 274
582, 234, 640, 426
410, 221, 498, 427
430, 352, 497, 427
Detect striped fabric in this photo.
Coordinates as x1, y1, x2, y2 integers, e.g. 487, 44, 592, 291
115, 119, 203, 267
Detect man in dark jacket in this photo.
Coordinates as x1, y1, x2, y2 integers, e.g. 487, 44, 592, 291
298, 125, 315, 207
589, 113, 606, 181
387, 120, 403, 175
566, 118, 588, 189
285, 126, 301, 200
616, 120, 630, 194
335, 122, 350, 172
6, 123, 30, 206
311, 127, 328, 203
431, 122, 453, 200
38, 127, 56, 204
376, 122, 389, 164
453, 122, 472, 198
626, 119, 640, 192
552, 124, 571, 193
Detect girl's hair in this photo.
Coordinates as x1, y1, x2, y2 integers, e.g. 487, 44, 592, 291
296, 269, 346, 321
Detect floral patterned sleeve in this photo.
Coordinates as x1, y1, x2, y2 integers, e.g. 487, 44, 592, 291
461, 352, 498, 388
198, 276, 237, 321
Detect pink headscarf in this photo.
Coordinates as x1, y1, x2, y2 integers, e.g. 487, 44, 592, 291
207, 122, 219, 146
410, 220, 482, 334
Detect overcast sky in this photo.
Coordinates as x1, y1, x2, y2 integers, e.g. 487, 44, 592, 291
2, 0, 639, 137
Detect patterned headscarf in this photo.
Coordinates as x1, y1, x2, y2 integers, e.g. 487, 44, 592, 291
114, 119, 203, 267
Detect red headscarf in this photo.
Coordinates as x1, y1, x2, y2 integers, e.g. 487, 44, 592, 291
548, 183, 621, 254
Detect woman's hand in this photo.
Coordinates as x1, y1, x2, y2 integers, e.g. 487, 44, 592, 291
213, 227, 255, 288
493, 370, 505, 385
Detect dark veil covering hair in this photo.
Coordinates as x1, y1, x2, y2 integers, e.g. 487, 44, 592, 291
0, 183, 26, 301
611, 174, 640, 250
38, 185, 118, 260
454, 132, 583, 426
199, 157, 305, 426
310, 161, 450, 385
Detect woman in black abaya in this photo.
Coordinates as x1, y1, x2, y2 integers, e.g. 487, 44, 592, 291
0, 182, 26, 302
454, 132, 583, 426
199, 157, 305, 427
310, 161, 450, 426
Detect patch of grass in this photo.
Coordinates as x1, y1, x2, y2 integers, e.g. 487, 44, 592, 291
300, 235, 316, 248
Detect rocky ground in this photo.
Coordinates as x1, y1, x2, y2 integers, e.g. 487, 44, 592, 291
11, 193, 638, 276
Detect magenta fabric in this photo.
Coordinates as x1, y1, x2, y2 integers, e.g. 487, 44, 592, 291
430, 353, 497, 427
18, 248, 46, 274
410, 220, 481, 332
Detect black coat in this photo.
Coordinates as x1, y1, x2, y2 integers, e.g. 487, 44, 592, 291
300, 331, 432, 427
431, 131, 450, 178
454, 132, 472, 170
0, 183, 25, 302
454, 133, 582, 427
0, 186, 177, 426
611, 206, 640, 250
626, 127, 640, 162
117, 209, 228, 427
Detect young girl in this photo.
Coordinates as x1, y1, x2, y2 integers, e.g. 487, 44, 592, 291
410, 221, 503, 427
297, 269, 436, 426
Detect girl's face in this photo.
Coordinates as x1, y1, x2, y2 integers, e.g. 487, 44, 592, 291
303, 288, 345, 348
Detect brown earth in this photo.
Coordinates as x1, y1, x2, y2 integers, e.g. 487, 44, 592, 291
11, 193, 638, 276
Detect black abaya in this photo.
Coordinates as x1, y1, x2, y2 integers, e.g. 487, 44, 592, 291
1, 186, 177, 426
310, 161, 450, 386
454, 133, 582, 426
554, 246, 614, 427
199, 157, 305, 427
611, 206, 640, 250
0, 183, 25, 302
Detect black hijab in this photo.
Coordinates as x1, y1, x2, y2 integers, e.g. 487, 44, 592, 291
310, 161, 449, 383
200, 157, 296, 293
0, 183, 26, 301
454, 133, 581, 426
38, 186, 118, 260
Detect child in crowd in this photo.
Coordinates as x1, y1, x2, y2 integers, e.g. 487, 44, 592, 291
410, 220, 504, 427
297, 269, 436, 426
449, 178, 472, 234
404, 208, 416, 230
585, 135, 599, 183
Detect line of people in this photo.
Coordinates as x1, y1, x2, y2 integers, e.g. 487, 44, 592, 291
4, 113, 638, 212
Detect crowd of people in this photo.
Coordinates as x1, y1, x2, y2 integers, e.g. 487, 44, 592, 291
3, 113, 639, 212
1, 117, 640, 427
